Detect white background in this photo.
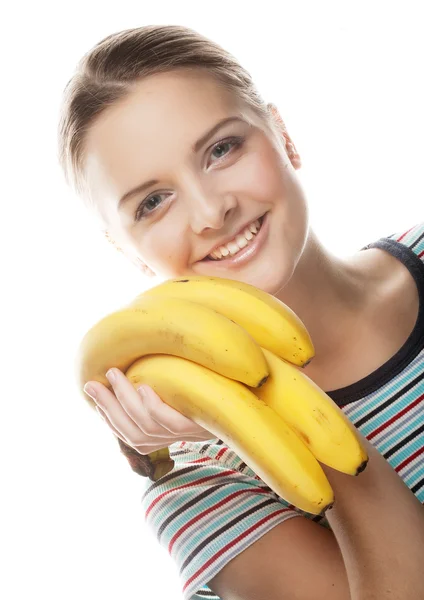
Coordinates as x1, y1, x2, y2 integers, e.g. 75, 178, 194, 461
2, 1, 423, 598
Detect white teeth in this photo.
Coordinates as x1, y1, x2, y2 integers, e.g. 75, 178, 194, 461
235, 234, 249, 249
207, 217, 263, 260
227, 241, 240, 255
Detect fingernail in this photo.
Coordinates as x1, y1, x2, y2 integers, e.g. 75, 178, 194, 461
106, 369, 116, 384
84, 383, 97, 399
137, 385, 147, 397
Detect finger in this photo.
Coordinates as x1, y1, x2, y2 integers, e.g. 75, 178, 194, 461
96, 402, 179, 451
96, 405, 129, 445
100, 370, 180, 441
107, 369, 200, 437
90, 379, 152, 445
138, 384, 211, 436
97, 400, 213, 452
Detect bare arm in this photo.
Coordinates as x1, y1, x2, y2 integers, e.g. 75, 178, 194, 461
209, 435, 424, 600
92, 368, 424, 597
323, 436, 424, 599
209, 515, 351, 599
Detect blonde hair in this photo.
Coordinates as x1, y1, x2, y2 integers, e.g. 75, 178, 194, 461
57, 24, 274, 211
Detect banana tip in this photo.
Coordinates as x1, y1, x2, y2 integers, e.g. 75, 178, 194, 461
257, 374, 269, 387
355, 459, 369, 476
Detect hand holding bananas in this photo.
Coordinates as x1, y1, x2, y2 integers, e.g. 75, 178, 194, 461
88, 370, 215, 474
77, 275, 368, 515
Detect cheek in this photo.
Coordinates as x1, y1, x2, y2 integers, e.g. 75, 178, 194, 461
237, 147, 288, 203
139, 224, 189, 276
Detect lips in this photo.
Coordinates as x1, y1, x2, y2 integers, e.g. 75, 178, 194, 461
201, 214, 266, 262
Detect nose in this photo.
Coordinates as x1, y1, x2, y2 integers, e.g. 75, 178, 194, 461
188, 190, 238, 235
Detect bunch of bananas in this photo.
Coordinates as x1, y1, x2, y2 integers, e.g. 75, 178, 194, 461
76, 276, 368, 515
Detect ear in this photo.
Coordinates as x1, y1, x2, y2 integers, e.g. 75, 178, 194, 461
267, 103, 302, 169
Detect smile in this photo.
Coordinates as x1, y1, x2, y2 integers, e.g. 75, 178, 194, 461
201, 212, 269, 268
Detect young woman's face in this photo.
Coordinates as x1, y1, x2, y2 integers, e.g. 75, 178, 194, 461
84, 70, 309, 294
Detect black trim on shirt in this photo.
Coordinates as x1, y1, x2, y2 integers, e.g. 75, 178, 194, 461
326, 237, 424, 406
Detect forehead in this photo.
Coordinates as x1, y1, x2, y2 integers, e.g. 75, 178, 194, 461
83, 71, 247, 203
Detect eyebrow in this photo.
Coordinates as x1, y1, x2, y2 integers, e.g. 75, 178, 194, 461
118, 116, 247, 210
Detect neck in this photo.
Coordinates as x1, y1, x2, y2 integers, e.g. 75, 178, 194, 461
275, 229, 373, 362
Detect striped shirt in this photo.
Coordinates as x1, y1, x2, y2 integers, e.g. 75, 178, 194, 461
140, 222, 424, 600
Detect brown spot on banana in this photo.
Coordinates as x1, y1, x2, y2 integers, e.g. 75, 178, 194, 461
291, 425, 311, 447
313, 408, 332, 426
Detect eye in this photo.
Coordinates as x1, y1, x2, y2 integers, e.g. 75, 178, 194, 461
135, 193, 168, 222
134, 136, 244, 222
209, 136, 244, 164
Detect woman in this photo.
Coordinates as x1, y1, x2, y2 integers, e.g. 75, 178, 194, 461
58, 25, 424, 599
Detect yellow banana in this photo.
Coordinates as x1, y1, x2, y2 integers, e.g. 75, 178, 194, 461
148, 448, 176, 480
125, 353, 335, 515
77, 295, 269, 410
252, 348, 369, 475
131, 275, 315, 367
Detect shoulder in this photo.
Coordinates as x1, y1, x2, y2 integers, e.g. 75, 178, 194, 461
360, 222, 424, 299
362, 222, 424, 263
387, 222, 424, 261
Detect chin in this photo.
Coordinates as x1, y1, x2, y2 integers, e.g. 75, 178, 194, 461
191, 207, 306, 296
193, 244, 295, 296
238, 259, 295, 295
